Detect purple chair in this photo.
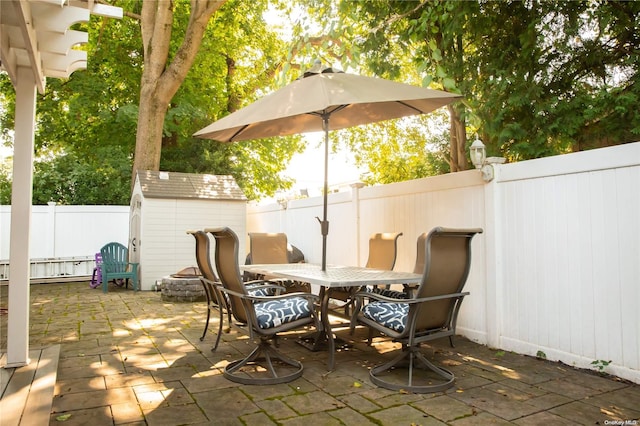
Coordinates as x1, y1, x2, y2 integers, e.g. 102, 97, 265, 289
89, 253, 102, 288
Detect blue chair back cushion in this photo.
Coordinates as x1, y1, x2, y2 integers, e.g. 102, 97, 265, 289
248, 287, 275, 297
369, 287, 409, 299
255, 297, 312, 329
363, 301, 409, 333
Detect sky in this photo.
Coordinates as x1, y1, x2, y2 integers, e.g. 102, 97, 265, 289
263, 5, 365, 196
280, 132, 365, 198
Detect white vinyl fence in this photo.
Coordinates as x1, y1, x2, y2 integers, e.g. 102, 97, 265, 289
0, 142, 638, 383
0, 204, 129, 281
247, 142, 640, 384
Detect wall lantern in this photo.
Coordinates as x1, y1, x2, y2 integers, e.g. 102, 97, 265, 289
469, 137, 504, 182
470, 138, 486, 169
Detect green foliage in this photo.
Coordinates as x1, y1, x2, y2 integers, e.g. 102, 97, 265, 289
341, 113, 451, 185
0, 0, 306, 203
34, 147, 132, 205
292, 0, 640, 179
591, 359, 612, 374
3, 0, 638, 201
0, 146, 131, 205
0, 161, 11, 204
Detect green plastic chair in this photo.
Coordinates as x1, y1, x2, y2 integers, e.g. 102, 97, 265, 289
99, 242, 139, 293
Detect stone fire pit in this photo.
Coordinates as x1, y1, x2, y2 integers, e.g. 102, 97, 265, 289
160, 267, 205, 302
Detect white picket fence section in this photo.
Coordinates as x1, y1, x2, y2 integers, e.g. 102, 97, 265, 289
0, 142, 638, 382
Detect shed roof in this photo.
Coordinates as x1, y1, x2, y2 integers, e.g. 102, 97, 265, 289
137, 171, 247, 201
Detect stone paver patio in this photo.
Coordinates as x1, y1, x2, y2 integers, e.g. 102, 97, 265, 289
1, 282, 639, 425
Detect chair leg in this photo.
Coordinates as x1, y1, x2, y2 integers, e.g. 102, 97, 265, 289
223, 338, 304, 385
369, 345, 455, 393
200, 308, 211, 342
90, 268, 100, 288
212, 307, 223, 351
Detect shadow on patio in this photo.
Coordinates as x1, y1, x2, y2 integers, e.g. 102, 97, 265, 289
1, 282, 639, 425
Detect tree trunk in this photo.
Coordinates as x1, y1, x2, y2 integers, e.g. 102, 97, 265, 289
131, 0, 226, 186
448, 104, 468, 172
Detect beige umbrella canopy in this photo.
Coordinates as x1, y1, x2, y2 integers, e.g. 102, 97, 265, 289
195, 64, 462, 270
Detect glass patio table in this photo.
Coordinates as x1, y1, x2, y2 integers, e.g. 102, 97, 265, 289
240, 263, 422, 370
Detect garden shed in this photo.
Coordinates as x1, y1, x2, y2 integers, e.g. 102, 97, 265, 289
130, 171, 247, 290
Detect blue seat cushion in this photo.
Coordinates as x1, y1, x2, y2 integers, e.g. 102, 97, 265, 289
362, 301, 408, 333
255, 297, 312, 329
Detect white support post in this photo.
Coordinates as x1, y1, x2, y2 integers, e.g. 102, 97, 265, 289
483, 165, 503, 349
6, 67, 37, 368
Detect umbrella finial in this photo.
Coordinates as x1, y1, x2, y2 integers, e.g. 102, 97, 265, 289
301, 60, 343, 79
302, 59, 324, 78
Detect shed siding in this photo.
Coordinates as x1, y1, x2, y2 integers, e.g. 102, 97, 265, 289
139, 197, 246, 290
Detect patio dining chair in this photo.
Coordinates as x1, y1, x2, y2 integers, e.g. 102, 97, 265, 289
187, 230, 230, 351
188, 230, 285, 352
207, 227, 321, 385
350, 227, 482, 393
246, 232, 311, 293
330, 232, 403, 316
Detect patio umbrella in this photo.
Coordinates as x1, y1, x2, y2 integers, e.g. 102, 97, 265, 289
194, 63, 462, 270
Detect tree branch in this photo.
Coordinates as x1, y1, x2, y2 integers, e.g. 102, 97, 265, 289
371, 0, 429, 34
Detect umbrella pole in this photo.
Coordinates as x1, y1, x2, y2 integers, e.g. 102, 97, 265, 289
320, 116, 330, 271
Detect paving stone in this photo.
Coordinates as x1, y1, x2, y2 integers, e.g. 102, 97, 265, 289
241, 411, 279, 425
525, 392, 574, 410
327, 406, 378, 425
496, 378, 548, 397
452, 371, 495, 390
144, 402, 209, 426
111, 401, 145, 424
368, 390, 424, 409
6, 282, 639, 426
483, 381, 544, 402
449, 411, 514, 425
315, 372, 372, 396
52, 386, 137, 412
549, 400, 640, 425
581, 384, 640, 412
256, 399, 299, 420
450, 386, 541, 420
242, 382, 297, 401
49, 405, 114, 426
368, 404, 446, 425
150, 364, 200, 382
193, 387, 260, 421
279, 412, 343, 426
55, 376, 107, 394
181, 371, 235, 393
336, 393, 382, 413
281, 390, 346, 415
411, 394, 478, 422
513, 411, 580, 426
104, 371, 156, 389
535, 377, 606, 400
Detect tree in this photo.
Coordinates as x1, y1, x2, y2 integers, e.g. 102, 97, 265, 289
290, 0, 639, 174
130, 0, 306, 200
0, 0, 306, 203
132, 0, 226, 183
